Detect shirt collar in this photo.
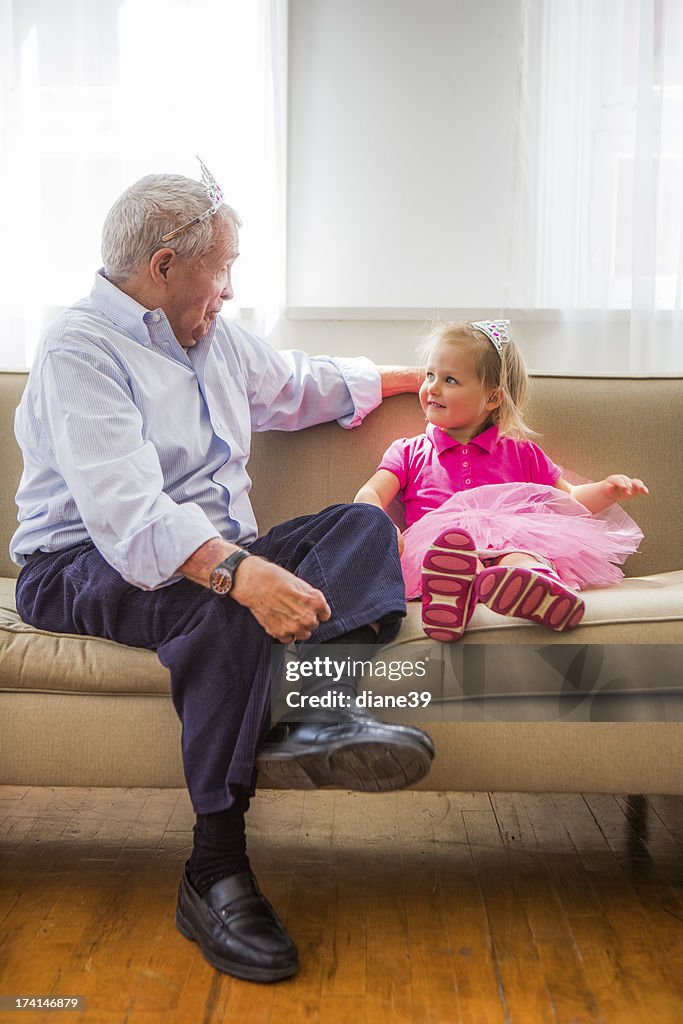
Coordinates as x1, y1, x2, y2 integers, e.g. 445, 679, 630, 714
89, 270, 218, 350
90, 270, 158, 347
427, 422, 500, 454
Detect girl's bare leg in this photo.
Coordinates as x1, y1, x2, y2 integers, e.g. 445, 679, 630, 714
496, 551, 549, 570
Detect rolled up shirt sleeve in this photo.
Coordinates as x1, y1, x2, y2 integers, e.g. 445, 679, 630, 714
231, 327, 382, 431
329, 356, 382, 428
40, 349, 220, 589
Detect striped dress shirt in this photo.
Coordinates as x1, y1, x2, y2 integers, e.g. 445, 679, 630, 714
11, 271, 381, 589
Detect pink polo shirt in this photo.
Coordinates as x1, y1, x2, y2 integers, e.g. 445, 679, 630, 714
378, 424, 563, 528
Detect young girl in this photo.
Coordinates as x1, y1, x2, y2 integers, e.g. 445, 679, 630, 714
355, 320, 648, 642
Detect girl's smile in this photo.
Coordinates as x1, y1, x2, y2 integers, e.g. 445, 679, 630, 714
419, 340, 501, 442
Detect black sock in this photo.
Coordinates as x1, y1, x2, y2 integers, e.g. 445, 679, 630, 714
297, 626, 379, 708
328, 625, 378, 645
277, 626, 379, 721
187, 791, 251, 896
301, 676, 357, 704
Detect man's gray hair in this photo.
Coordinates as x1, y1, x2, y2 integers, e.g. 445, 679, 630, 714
101, 173, 241, 283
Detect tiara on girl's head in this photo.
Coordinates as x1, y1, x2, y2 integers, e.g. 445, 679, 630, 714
471, 319, 511, 358
160, 156, 225, 244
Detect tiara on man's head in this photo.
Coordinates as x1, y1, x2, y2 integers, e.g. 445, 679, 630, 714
197, 157, 224, 216
160, 156, 225, 244
471, 319, 511, 358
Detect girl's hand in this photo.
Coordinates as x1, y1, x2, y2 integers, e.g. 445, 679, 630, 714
396, 526, 405, 556
563, 474, 648, 513
604, 475, 649, 501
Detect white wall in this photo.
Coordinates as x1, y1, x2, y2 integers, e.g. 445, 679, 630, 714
285, 0, 650, 373
287, 0, 521, 309
284, 309, 645, 376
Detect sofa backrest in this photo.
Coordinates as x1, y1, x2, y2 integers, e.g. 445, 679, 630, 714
2, 371, 681, 579
1, 373, 28, 579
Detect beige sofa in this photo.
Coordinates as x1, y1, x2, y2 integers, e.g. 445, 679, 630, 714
1, 371, 682, 793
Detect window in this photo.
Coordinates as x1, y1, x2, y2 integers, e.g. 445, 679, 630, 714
0, 0, 286, 369
509, 0, 683, 370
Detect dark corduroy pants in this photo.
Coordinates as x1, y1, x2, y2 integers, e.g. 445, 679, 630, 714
15, 504, 406, 813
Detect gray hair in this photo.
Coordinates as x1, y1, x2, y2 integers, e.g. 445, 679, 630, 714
101, 173, 242, 283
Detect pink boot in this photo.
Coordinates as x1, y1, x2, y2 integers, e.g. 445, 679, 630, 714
475, 565, 585, 632
421, 528, 479, 642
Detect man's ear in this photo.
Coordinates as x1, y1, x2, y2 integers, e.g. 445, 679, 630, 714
486, 387, 503, 411
149, 247, 176, 285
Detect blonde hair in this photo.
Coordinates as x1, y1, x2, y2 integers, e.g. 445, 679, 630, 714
419, 321, 537, 439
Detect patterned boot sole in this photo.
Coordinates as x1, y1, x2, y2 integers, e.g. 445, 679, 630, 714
421, 528, 479, 643
476, 565, 585, 632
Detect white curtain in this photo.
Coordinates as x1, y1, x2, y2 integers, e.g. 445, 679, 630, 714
507, 0, 683, 371
0, 0, 287, 370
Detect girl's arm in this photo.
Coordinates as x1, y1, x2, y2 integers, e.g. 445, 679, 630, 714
555, 475, 649, 514
354, 469, 402, 509
355, 469, 404, 551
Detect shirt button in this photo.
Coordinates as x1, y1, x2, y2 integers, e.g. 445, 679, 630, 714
465, 478, 472, 485
463, 461, 469, 468
462, 448, 469, 454
152, 314, 161, 323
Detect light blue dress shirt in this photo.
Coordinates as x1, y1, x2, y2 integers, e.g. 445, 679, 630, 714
11, 271, 382, 589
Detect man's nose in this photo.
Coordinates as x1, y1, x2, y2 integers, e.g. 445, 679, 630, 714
220, 282, 233, 301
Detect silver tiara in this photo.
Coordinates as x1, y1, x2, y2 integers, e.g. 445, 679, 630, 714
471, 319, 511, 358
160, 156, 225, 244
197, 156, 224, 216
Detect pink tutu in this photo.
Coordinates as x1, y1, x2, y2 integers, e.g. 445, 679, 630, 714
400, 482, 644, 599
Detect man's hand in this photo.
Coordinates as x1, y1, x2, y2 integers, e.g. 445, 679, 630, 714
230, 556, 331, 643
376, 366, 422, 396
178, 537, 331, 643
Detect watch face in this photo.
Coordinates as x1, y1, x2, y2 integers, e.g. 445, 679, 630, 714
210, 565, 232, 595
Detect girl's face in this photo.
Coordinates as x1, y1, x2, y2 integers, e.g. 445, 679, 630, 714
419, 339, 501, 442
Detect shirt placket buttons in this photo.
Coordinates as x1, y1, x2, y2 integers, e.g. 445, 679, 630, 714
462, 447, 471, 486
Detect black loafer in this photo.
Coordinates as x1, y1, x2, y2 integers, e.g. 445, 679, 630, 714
176, 868, 299, 983
255, 708, 435, 791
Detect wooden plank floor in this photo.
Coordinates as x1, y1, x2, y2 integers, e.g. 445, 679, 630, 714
1, 787, 683, 1023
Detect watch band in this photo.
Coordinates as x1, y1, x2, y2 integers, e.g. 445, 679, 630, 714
209, 549, 251, 596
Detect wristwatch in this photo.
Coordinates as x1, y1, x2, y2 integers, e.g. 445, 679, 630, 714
209, 549, 251, 596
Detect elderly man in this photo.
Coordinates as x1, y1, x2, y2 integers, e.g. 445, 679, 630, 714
10, 164, 434, 983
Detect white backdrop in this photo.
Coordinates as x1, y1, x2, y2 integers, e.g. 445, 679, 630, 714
1, 1, 681, 371
0, 0, 287, 369
288, 0, 683, 371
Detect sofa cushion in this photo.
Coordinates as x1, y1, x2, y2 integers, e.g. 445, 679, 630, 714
370, 573, 683, 723
2, 572, 681, 702
0, 576, 167, 696
399, 570, 683, 644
